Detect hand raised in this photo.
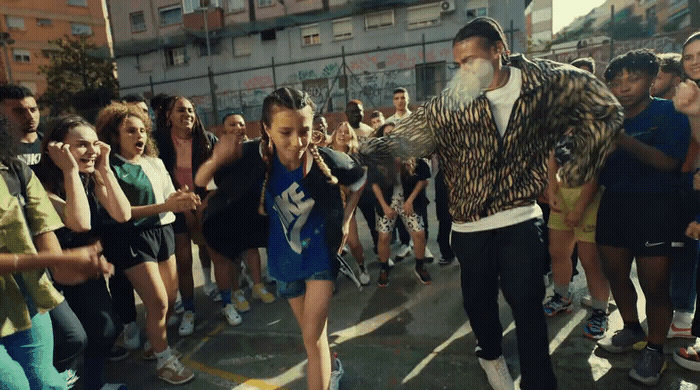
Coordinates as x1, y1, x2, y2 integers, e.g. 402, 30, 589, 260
47, 142, 79, 172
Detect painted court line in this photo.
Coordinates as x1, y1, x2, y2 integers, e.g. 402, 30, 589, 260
402, 321, 472, 384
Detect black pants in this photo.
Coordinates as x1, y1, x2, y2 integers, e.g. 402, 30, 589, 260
357, 197, 378, 249
434, 170, 454, 260
451, 219, 556, 390
57, 278, 123, 390
50, 300, 87, 373
109, 269, 137, 325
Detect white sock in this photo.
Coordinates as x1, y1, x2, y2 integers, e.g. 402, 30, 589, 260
155, 347, 173, 368
202, 267, 213, 287
674, 310, 694, 326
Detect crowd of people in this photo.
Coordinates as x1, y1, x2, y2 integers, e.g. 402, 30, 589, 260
2, 16, 700, 390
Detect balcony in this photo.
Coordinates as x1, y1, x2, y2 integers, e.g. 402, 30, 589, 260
183, 7, 224, 31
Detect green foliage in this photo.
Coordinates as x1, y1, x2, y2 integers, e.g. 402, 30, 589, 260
38, 35, 118, 118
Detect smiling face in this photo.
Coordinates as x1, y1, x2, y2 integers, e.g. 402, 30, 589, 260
224, 114, 246, 137
683, 39, 700, 82
265, 105, 314, 169
168, 98, 195, 134
333, 122, 353, 147
117, 116, 148, 161
64, 125, 100, 173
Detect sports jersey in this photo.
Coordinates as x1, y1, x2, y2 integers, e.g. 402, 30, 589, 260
111, 154, 176, 227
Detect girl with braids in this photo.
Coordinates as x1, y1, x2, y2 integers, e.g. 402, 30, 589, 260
36, 115, 132, 390
330, 122, 369, 285
196, 87, 366, 390
153, 96, 220, 337
97, 102, 198, 385
371, 123, 431, 287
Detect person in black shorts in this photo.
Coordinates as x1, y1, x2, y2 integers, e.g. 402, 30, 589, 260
596, 50, 691, 386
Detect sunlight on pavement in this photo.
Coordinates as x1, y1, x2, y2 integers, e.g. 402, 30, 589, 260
402, 321, 472, 384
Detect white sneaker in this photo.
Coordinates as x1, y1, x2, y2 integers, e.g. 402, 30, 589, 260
478, 355, 515, 390
178, 311, 195, 337
387, 258, 395, 268
222, 303, 242, 326
358, 265, 370, 285
329, 356, 344, 390
396, 244, 412, 259
123, 322, 141, 350
668, 311, 694, 338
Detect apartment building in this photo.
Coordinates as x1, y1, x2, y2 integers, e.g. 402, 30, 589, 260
0, 0, 112, 95
108, 0, 525, 125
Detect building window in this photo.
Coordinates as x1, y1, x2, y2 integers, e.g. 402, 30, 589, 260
261, 28, 276, 41
5, 16, 24, 30
71, 23, 93, 36
12, 49, 31, 63
258, 0, 274, 7
159, 5, 183, 26
130, 12, 146, 32
233, 36, 253, 56
332, 18, 352, 40
301, 24, 320, 46
67, 0, 88, 6
407, 3, 441, 29
365, 10, 394, 30
416, 61, 446, 101
165, 46, 187, 66
37, 18, 52, 26
227, 0, 245, 12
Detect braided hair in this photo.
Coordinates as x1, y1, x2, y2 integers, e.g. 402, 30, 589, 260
258, 87, 337, 215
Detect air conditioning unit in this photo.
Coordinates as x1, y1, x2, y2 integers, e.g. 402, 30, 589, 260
440, 0, 456, 13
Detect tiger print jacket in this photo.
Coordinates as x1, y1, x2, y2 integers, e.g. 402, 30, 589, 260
372, 54, 623, 223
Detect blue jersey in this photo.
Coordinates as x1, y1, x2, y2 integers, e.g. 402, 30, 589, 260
599, 98, 690, 193
265, 155, 332, 282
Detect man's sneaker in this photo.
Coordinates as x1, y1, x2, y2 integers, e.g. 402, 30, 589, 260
597, 326, 647, 353
423, 247, 434, 263
378, 270, 389, 287
478, 355, 515, 390
414, 266, 432, 285
203, 283, 222, 302
439, 257, 455, 266
395, 244, 411, 261
543, 293, 572, 317
123, 322, 141, 350
673, 346, 700, 371
108, 345, 130, 362
178, 310, 195, 337
233, 289, 251, 313
583, 309, 609, 340
222, 303, 242, 326
252, 283, 275, 303
156, 355, 195, 385
358, 264, 370, 285
329, 353, 344, 390
629, 347, 667, 386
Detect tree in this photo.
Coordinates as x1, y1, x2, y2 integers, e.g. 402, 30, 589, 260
38, 35, 118, 120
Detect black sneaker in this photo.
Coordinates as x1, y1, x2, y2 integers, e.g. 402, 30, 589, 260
629, 347, 667, 386
414, 266, 432, 284
439, 257, 455, 266
378, 270, 389, 287
108, 345, 130, 362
